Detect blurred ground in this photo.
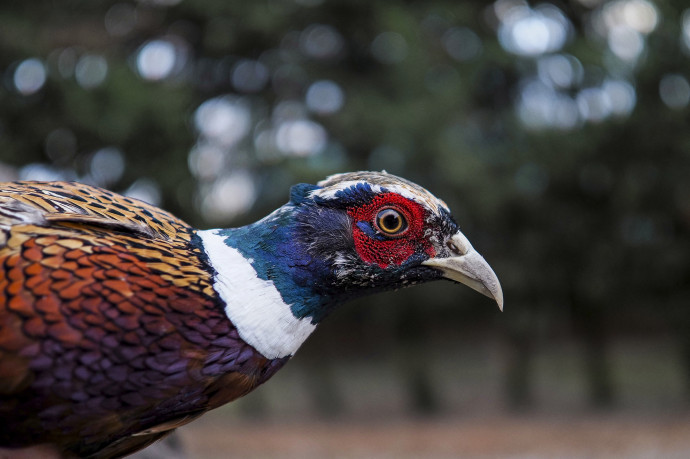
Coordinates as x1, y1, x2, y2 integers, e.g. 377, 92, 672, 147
178, 413, 690, 459
166, 333, 690, 458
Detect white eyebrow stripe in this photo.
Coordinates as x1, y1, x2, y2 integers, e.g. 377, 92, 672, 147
310, 181, 448, 215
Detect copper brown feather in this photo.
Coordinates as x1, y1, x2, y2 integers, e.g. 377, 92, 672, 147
0, 182, 287, 458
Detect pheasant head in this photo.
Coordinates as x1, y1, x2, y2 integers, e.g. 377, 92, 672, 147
198, 171, 503, 359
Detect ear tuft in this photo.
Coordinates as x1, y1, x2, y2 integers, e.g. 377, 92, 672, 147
289, 183, 320, 205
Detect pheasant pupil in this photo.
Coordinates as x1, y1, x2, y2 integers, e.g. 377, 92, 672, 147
383, 213, 398, 229
377, 208, 405, 235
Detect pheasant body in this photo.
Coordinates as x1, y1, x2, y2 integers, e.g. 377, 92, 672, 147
0, 182, 288, 457
0, 173, 502, 458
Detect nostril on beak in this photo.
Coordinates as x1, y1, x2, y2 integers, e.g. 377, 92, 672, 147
447, 240, 463, 255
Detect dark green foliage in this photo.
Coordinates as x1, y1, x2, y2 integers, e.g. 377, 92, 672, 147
1, 0, 689, 412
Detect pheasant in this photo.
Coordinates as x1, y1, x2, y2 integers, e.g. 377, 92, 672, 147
0, 171, 502, 458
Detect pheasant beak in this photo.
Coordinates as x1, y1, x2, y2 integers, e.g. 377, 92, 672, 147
422, 232, 504, 311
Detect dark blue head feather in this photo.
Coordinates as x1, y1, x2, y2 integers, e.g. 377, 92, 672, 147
289, 183, 320, 205
216, 180, 443, 324
313, 182, 389, 208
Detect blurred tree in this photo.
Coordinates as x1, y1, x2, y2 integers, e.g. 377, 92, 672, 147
1, 0, 689, 416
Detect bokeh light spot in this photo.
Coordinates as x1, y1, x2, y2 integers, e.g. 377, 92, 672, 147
659, 74, 690, 109
19, 163, 75, 182
497, 4, 571, 56
75, 55, 108, 89
232, 59, 269, 93
608, 26, 644, 62
273, 100, 308, 121
371, 32, 408, 64
442, 27, 483, 61
602, 0, 658, 35
577, 87, 612, 122
622, 0, 658, 33
305, 80, 344, 115
57, 48, 78, 78
683, 9, 690, 52
45, 128, 77, 164
13, 58, 46, 95
202, 170, 257, 222
276, 120, 327, 156
125, 178, 162, 206
537, 54, 583, 89
188, 143, 226, 180
194, 97, 251, 147
300, 24, 344, 59
90, 147, 125, 186
517, 79, 580, 130
136, 39, 178, 81
603, 79, 636, 116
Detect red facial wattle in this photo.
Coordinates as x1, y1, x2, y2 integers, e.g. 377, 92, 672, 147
347, 193, 436, 268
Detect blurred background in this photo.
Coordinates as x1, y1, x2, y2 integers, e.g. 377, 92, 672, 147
2, 0, 690, 457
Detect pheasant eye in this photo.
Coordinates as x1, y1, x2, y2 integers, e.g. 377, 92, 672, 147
375, 208, 407, 236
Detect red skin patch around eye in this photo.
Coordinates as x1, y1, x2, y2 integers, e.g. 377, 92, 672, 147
347, 193, 436, 268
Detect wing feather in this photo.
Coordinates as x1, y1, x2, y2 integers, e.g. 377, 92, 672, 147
0, 181, 284, 457
0, 181, 185, 241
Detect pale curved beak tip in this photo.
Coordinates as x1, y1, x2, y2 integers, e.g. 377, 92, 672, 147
495, 288, 504, 312
472, 266, 504, 311
422, 242, 503, 311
